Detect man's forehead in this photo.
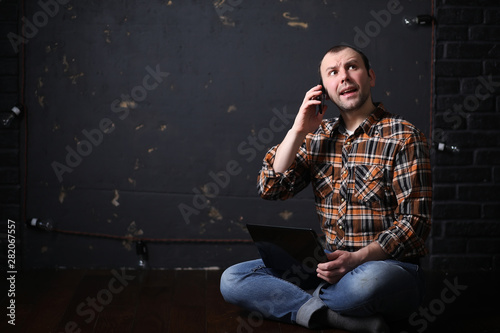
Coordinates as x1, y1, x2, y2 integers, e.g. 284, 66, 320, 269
320, 48, 362, 69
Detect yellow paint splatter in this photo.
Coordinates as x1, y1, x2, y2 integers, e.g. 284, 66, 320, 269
111, 189, 120, 207
128, 178, 136, 186
209, 207, 223, 221
104, 27, 112, 43
287, 21, 308, 29
283, 12, 308, 29
37, 77, 43, 88
119, 100, 137, 109
279, 210, 293, 220
62, 54, 69, 72
160, 124, 167, 131
227, 105, 237, 113
69, 72, 84, 84
147, 147, 157, 153
38, 95, 45, 107
135, 124, 144, 131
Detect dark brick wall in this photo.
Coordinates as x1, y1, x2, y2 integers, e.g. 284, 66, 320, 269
0, 0, 21, 269
431, 0, 500, 271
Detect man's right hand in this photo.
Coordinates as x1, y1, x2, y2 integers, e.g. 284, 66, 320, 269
291, 85, 327, 135
273, 85, 328, 173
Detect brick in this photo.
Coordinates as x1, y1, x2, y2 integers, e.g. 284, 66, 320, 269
433, 202, 481, 219
458, 184, 500, 202
468, 113, 500, 130
433, 166, 491, 183
437, 8, 483, 25
436, 78, 460, 95
0, 58, 18, 76
0, 130, 19, 148
433, 185, 457, 200
470, 26, 500, 41
0, 4, 18, 22
446, 221, 500, 237
485, 9, 500, 24
461, 75, 500, 96
436, 26, 469, 41
484, 59, 500, 75
436, 95, 494, 115
0, 168, 19, 184
430, 255, 492, 271
468, 239, 500, 254
0, 150, 19, 166
475, 149, 500, 165
431, 238, 466, 254
445, 131, 500, 149
0, 185, 20, 204
435, 60, 482, 77
446, 43, 500, 59
432, 147, 474, 166
484, 203, 500, 218
0, 76, 18, 93
434, 112, 467, 130
0, 205, 20, 221
443, 0, 500, 6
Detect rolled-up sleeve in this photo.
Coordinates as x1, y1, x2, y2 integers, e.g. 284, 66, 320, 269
257, 143, 311, 201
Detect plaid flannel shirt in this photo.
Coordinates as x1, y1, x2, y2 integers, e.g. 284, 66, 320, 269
257, 104, 432, 260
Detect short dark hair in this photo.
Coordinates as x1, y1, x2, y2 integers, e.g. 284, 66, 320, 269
319, 45, 371, 74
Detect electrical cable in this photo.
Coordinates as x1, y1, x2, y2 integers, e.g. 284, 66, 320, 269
48, 227, 253, 244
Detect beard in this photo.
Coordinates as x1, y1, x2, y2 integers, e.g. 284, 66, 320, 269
328, 85, 371, 113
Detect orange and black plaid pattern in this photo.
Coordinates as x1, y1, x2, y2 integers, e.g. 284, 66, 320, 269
257, 104, 432, 260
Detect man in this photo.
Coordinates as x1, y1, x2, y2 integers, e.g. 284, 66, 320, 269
220, 45, 432, 332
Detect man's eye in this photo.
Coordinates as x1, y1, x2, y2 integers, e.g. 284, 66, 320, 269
329, 70, 337, 76
348, 65, 356, 70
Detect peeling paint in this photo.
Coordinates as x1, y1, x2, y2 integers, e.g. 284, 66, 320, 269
37, 77, 43, 88
208, 206, 223, 221
128, 178, 136, 186
59, 186, 66, 203
283, 12, 308, 29
147, 147, 157, 153
279, 210, 293, 220
52, 123, 60, 132
104, 26, 112, 43
227, 105, 237, 113
119, 100, 137, 109
111, 189, 120, 207
134, 158, 140, 170
38, 95, 45, 107
69, 72, 84, 84
135, 124, 144, 131
160, 124, 167, 131
62, 54, 69, 72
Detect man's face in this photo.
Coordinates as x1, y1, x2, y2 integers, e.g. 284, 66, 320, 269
319, 48, 375, 113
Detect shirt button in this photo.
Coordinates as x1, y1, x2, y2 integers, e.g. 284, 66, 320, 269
346, 142, 351, 146
341, 197, 345, 202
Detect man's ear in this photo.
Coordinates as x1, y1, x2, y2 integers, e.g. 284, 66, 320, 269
368, 69, 376, 87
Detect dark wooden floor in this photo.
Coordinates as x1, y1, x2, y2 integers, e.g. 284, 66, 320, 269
1, 269, 499, 333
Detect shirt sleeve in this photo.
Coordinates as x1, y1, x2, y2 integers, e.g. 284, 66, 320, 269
257, 142, 311, 201
376, 131, 432, 259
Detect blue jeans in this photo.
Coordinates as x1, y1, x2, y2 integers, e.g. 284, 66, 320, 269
220, 259, 425, 328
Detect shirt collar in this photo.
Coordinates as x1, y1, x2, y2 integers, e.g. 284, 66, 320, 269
321, 103, 388, 137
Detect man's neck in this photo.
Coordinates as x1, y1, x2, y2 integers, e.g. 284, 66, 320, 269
339, 101, 376, 132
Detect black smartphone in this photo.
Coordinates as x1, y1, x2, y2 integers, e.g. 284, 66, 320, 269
316, 79, 326, 115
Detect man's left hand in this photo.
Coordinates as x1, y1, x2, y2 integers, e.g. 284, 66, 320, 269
316, 250, 361, 284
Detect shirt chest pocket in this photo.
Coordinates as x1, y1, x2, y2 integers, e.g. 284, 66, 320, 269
354, 165, 389, 205
312, 163, 334, 199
